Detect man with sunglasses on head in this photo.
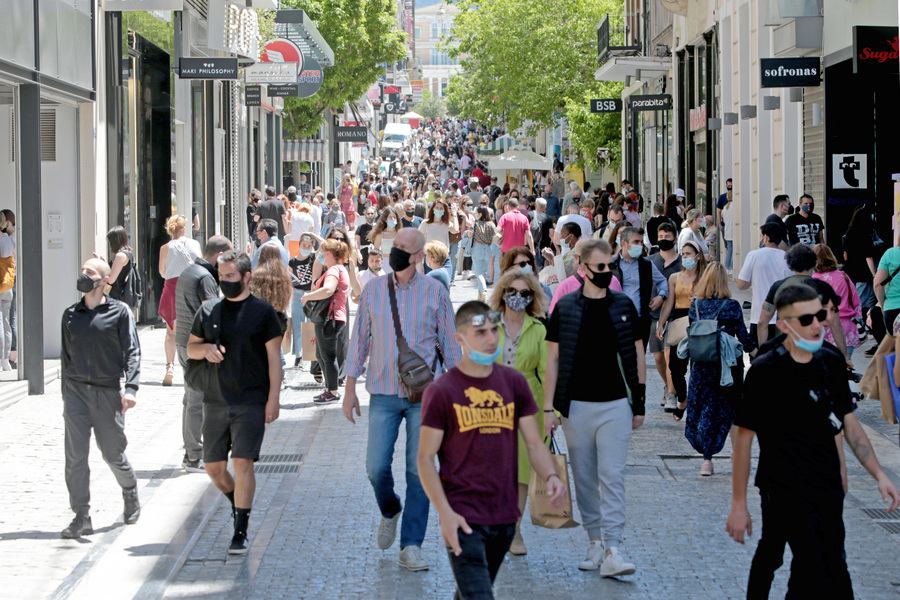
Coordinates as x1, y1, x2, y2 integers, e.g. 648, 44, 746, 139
418, 301, 566, 599
728, 283, 899, 598
544, 238, 646, 576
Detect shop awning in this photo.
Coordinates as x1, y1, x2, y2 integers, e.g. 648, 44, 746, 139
594, 56, 671, 83
486, 147, 552, 171
476, 134, 531, 156
274, 10, 336, 69
283, 139, 327, 163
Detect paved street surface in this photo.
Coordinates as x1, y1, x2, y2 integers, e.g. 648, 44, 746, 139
1, 279, 899, 600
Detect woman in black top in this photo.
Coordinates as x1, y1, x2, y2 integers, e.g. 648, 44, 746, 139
288, 234, 316, 367
105, 226, 134, 306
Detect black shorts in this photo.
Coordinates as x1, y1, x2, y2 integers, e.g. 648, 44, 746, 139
202, 403, 266, 463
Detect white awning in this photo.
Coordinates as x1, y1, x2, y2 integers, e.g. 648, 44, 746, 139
283, 139, 327, 163
594, 56, 671, 83
486, 147, 552, 171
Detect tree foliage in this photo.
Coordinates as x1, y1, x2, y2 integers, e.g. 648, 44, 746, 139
413, 89, 447, 121
445, 0, 625, 169
279, 0, 407, 138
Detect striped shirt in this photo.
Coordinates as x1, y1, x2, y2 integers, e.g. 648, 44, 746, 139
346, 271, 461, 397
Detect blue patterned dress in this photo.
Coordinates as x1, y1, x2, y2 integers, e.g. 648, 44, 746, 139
684, 297, 757, 459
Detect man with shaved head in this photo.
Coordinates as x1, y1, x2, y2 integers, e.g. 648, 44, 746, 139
343, 227, 461, 572
60, 257, 142, 539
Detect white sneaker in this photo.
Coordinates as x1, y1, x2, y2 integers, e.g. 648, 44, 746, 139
577, 540, 605, 571
600, 547, 636, 577
398, 545, 429, 571
377, 513, 401, 550
664, 392, 678, 413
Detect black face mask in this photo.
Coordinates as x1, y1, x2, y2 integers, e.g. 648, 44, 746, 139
585, 269, 613, 289
405, 210, 415, 217
657, 239, 675, 251
389, 247, 413, 272
219, 279, 244, 299
77, 273, 101, 294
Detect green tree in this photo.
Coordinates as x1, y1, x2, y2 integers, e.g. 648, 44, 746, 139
445, 0, 624, 169
413, 89, 447, 121
278, 0, 407, 137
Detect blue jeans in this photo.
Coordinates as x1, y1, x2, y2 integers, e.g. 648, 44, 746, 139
856, 281, 876, 309
366, 394, 429, 548
724, 238, 734, 270
449, 241, 460, 281
472, 244, 491, 294
291, 289, 307, 357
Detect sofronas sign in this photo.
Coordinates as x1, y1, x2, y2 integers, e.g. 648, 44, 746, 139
760, 57, 820, 87
853, 26, 899, 75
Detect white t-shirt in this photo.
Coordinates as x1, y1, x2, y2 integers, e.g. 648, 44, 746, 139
737, 247, 792, 325
722, 203, 735, 241
356, 269, 385, 293
557, 214, 593, 239
310, 204, 322, 236
288, 211, 315, 241
0, 234, 14, 258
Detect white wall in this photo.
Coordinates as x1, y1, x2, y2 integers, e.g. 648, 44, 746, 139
41, 103, 80, 358
0, 106, 15, 193
823, 0, 898, 56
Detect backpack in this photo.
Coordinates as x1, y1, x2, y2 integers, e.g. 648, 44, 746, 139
686, 300, 726, 363
120, 251, 143, 311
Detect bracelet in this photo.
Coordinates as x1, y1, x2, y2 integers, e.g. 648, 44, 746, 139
546, 473, 561, 483
543, 409, 555, 413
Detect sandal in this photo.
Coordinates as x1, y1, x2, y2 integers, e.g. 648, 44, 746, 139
672, 402, 686, 421
162, 363, 175, 387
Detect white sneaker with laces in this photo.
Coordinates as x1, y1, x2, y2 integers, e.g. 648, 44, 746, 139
377, 513, 401, 550
664, 392, 678, 413
600, 547, 636, 577
577, 540, 605, 571
398, 545, 429, 571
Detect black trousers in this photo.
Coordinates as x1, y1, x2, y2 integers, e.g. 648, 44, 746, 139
447, 523, 516, 600
314, 320, 346, 390
746, 489, 852, 600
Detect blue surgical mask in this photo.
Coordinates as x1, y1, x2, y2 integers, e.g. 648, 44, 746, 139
463, 338, 502, 365
318, 253, 326, 265
560, 241, 570, 254
434, 210, 445, 218
299, 248, 312, 257
786, 323, 824, 353
682, 256, 696, 270
387, 219, 398, 229
628, 244, 643, 259
331, 206, 340, 212
801, 205, 812, 214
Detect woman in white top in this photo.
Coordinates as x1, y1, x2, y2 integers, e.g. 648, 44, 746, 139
721, 191, 736, 272
286, 203, 315, 258
677, 208, 710, 257
368, 206, 402, 274
158, 215, 201, 386
418, 197, 459, 247
310, 194, 324, 236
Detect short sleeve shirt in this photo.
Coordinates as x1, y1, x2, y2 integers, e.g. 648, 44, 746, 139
784, 213, 824, 246
498, 211, 530, 252
877, 247, 900, 311
420, 365, 538, 526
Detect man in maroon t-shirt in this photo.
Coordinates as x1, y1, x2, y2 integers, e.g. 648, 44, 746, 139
497, 198, 534, 255
418, 301, 565, 599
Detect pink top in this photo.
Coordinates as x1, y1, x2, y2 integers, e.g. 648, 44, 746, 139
339, 184, 354, 213
317, 264, 350, 322
548, 268, 623, 313
812, 271, 862, 320
497, 211, 530, 253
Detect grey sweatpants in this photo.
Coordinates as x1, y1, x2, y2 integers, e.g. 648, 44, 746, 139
63, 381, 137, 515
562, 398, 632, 547
177, 345, 203, 461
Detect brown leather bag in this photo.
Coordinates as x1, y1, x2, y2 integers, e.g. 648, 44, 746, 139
387, 277, 433, 403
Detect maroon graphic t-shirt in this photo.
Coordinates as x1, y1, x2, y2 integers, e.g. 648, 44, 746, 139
421, 365, 538, 526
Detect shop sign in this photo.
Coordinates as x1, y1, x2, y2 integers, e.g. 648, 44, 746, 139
760, 57, 820, 87
853, 26, 899, 75
631, 94, 672, 111
106, 0, 184, 10
590, 99, 622, 113
335, 126, 368, 143
268, 84, 299, 97
411, 81, 424, 102
832, 154, 868, 189
260, 38, 304, 71
245, 61, 297, 84
689, 104, 707, 132
296, 57, 324, 98
178, 58, 238, 79
245, 85, 262, 107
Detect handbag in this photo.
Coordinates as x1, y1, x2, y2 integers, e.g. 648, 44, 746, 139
666, 315, 690, 346
528, 434, 579, 529
387, 276, 433, 403
303, 272, 335, 324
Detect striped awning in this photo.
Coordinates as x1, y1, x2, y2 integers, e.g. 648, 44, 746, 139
476, 134, 531, 156
283, 139, 327, 163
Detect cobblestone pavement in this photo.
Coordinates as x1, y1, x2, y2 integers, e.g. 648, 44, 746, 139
1, 278, 899, 600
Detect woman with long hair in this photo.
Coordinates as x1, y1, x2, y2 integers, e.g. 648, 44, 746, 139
158, 215, 202, 386
418, 197, 459, 249
105, 226, 135, 307
246, 189, 260, 244
301, 239, 350, 403
368, 206, 402, 272
605, 221, 628, 255
489, 269, 549, 556
813, 243, 863, 356
682, 263, 756, 476
678, 208, 709, 255
250, 243, 293, 344
656, 240, 708, 418
665, 193, 683, 230
338, 174, 355, 216
843, 203, 881, 345
469, 204, 497, 301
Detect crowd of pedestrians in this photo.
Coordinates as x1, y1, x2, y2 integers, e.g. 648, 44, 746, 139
54, 117, 900, 599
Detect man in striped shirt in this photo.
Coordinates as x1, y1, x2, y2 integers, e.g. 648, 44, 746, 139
343, 228, 461, 572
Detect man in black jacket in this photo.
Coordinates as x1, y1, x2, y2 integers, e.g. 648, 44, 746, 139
543, 239, 645, 576
60, 258, 142, 539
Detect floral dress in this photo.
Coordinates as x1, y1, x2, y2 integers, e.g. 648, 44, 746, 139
684, 297, 757, 460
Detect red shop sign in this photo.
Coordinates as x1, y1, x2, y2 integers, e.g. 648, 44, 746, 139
853, 26, 899, 75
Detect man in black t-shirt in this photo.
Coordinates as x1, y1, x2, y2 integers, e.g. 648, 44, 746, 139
188, 250, 283, 556
784, 194, 824, 246
727, 283, 899, 598
254, 186, 288, 242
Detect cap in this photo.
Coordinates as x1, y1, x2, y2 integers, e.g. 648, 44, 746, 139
675, 188, 686, 197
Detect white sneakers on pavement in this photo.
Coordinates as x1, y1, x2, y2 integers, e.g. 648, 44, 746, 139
577, 540, 605, 570
599, 547, 636, 577
664, 391, 678, 413
377, 513, 401, 550
398, 545, 429, 571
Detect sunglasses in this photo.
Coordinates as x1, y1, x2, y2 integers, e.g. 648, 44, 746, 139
463, 311, 503, 327
583, 262, 615, 272
511, 260, 533, 269
504, 287, 534, 299
783, 309, 828, 327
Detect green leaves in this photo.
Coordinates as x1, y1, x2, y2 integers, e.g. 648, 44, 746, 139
445, 0, 624, 169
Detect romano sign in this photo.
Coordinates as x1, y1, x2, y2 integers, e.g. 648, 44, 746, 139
853, 26, 899, 75
760, 57, 820, 87
334, 126, 368, 143
630, 95, 672, 111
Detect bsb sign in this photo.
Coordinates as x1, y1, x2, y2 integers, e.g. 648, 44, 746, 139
760, 57, 820, 87
853, 26, 899, 75
590, 99, 623, 113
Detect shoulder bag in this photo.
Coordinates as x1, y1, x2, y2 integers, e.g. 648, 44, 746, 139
686, 299, 726, 363
387, 276, 433, 403
184, 300, 223, 393
303, 272, 335, 324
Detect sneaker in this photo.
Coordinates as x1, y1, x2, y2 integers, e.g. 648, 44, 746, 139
61, 514, 93, 539
700, 461, 714, 476
509, 527, 527, 556
228, 530, 249, 555
377, 512, 401, 549
466, 273, 476, 280
123, 486, 141, 524
864, 344, 878, 358
664, 392, 678, 413
600, 547, 636, 577
184, 458, 205, 473
294, 356, 301, 367
398, 545, 429, 571
577, 540, 606, 571
314, 391, 341, 404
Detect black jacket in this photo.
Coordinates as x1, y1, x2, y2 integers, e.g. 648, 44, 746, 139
61, 295, 141, 394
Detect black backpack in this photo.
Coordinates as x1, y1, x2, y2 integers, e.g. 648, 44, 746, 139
120, 251, 143, 311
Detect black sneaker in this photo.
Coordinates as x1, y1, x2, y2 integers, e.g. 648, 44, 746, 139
228, 530, 249, 555
314, 391, 341, 404
61, 514, 93, 539
184, 458, 205, 473
123, 486, 141, 525
294, 357, 301, 367
864, 344, 878, 358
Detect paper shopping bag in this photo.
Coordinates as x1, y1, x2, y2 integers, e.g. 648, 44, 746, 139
529, 437, 579, 529
301, 322, 317, 360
